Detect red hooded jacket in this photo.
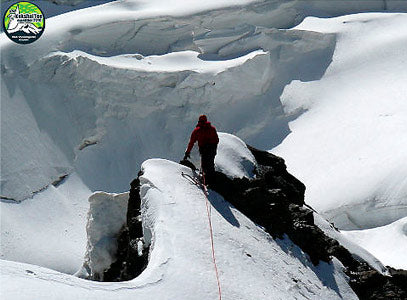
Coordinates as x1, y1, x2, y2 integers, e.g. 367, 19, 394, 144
186, 121, 219, 153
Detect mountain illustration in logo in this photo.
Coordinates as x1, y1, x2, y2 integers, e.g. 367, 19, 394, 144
3, 2, 45, 44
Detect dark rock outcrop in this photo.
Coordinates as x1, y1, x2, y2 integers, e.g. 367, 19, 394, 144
208, 145, 407, 300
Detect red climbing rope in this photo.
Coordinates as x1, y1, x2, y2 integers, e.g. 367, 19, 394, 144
202, 173, 222, 300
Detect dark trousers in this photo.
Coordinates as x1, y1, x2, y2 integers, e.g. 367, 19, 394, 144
199, 144, 217, 182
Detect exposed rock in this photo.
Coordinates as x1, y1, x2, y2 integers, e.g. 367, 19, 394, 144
78, 139, 98, 151
208, 145, 407, 299
246, 144, 286, 171
350, 266, 407, 300
51, 174, 69, 187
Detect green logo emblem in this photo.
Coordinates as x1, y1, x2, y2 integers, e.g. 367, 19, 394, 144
3, 1, 45, 44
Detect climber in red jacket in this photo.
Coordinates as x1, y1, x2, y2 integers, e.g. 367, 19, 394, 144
184, 115, 219, 181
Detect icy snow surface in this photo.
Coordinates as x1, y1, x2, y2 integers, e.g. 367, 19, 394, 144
342, 216, 407, 270
1, 159, 358, 300
0, 173, 91, 274
273, 13, 407, 232
82, 192, 129, 278
48, 49, 267, 74
215, 133, 256, 179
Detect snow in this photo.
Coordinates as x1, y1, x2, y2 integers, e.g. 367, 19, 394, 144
80, 191, 129, 279
342, 216, 407, 270
313, 213, 386, 274
1, 159, 358, 299
215, 133, 256, 178
48, 49, 267, 74
273, 13, 407, 230
0, 76, 73, 201
0, 173, 91, 274
5, 0, 405, 66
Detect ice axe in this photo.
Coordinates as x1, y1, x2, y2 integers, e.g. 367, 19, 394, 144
179, 158, 197, 171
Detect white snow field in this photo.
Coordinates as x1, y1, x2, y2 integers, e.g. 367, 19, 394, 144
0, 173, 91, 274
342, 216, 407, 270
272, 13, 407, 269
273, 13, 407, 232
1, 159, 358, 300
1, 0, 407, 298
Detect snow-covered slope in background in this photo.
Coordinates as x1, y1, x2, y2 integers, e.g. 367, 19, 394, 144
342, 216, 407, 270
0, 174, 91, 274
271, 13, 407, 270
1, 158, 358, 300
273, 13, 407, 231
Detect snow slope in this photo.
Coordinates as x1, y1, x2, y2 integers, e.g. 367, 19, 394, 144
215, 132, 256, 179
0, 1, 115, 20
273, 13, 407, 232
1, 159, 358, 300
0, 174, 91, 274
342, 216, 407, 270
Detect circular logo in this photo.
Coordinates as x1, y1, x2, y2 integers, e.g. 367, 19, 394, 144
3, 1, 45, 44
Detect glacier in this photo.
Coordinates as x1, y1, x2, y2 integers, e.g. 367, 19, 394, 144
1, 0, 407, 298
273, 13, 407, 230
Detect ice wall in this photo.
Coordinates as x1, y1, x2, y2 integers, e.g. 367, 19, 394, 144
81, 191, 129, 280
1, 1, 338, 200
